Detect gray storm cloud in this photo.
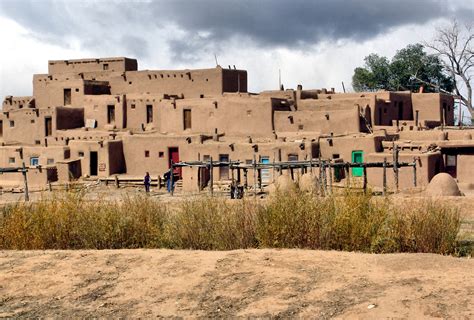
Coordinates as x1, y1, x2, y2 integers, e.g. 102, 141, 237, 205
1, 0, 472, 62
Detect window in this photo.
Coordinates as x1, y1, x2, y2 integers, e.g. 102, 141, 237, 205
146, 105, 153, 123
131, 104, 136, 109
78, 151, 85, 157
107, 105, 115, 124
332, 154, 340, 159
45, 117, 52, 136
31, 119, 35, 124
288, 154, 298, 162
9, 157, 15, 164
75, 88, 79, 92
47, 158, 54, 165
145, 150, 150, 157
103, 63, 109, 70
35, 140, 41, 145
9, 120, 15, 127
183, 109, 192, 130
351, 150, 364, 177
0, 120, 3, 137
159, 151, 164, 158
64, 88, 71, 105
30, 157, 39, 166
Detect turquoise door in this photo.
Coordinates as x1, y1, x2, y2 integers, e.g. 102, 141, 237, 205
261, 156, 270, 183
352, 151, 363, 177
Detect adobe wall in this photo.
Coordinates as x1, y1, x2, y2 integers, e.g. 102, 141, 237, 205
68, 140, 107, 177
1, 108, 56, 145
457, 152, 474, 184
319, 134, 384, 162
2, 96, 35, 112
33, 76, 110, 109
366, 151, 441, 190
412, 93, 454, 127
158, 95, 274, 137
274, 106, 361, 134
83, 95, 126, 130
124, 94, 162, 131
121, 134, 186, 176
0, 145, 70, 168
48, 57, 138, 74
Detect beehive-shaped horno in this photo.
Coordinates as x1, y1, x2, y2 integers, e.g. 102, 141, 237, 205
425, 173, 462, 196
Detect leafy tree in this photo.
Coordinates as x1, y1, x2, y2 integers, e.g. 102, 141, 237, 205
352, 43, 454, 93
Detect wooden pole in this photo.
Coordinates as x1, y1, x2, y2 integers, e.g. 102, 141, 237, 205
363, 164, 367, 194
209, 157, 214, 196
345, 163, 350, 189
383, 157, 387, 196
244, 168, 248, 189
413, 157, 417, 187
22, 162, 29, 202
253, 154, 257, 198
393, 145, 399, 192
115, 175, 119, 188
170, 161, 175, 196
328, 160, 333, 194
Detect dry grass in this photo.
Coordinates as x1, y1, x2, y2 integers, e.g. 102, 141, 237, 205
0, 189, 462, 254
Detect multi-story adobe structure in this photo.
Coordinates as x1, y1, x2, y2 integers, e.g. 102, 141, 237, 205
1, 57, 473, 193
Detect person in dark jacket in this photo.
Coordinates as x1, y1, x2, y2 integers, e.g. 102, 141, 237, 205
144, 172, 151, 193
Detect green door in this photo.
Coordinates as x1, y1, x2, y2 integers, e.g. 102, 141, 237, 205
352, 151, 364, 177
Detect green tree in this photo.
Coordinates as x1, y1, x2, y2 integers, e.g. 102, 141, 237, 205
352, 44, 454, 93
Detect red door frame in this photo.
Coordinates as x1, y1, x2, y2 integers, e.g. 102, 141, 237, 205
168, 147, 181, 178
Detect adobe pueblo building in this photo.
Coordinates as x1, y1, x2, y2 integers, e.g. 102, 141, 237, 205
1, 57, 473, 193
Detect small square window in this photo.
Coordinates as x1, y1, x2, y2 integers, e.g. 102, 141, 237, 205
8, 157, 15, 164
103, 63, 109, 70
31, 119, 35, 124
332, 154, 340, 159
159, 151, 164, 158
298, 124, 304, 130
30, 157, 39, 166
78, 151, 84, 157
35, 140, 41, 145
75, 88, 79, 92
145, 150, 150, 157
9, 120, 14, 127
131, 104, 136, 109
47, 158, 54, 165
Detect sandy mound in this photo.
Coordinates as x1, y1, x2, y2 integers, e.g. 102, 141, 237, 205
425, 173, 462, 196
268, 175, 296, 194
299, 173, 319, 192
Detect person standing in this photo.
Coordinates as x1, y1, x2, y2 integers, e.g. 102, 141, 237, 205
144, 172, 151, 193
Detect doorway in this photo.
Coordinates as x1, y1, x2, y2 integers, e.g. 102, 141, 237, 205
445, 154, 457, 178
64, 88, 71, 105
219, 154, 229, 180
90, 151, 98, 176
168, 147, 181, 178
107, 105, 115, 124
351, 150, 364, 177
45, 117, 52, 136
183, 109, 192, 130
260, 156, 270, 183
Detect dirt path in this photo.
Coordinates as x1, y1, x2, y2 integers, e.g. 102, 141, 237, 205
0, 249, 472, 318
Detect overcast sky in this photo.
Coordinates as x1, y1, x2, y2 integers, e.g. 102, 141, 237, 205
0, 0, 473, 100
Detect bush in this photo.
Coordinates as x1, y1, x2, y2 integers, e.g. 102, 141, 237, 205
0, 189, 462, 254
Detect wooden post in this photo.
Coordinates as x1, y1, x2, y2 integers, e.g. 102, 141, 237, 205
243, 168, 248, 189
322, 161, 327, 196
209, 157, 214, 196
158, 175, 162, 189
393, 145, 399, 192
258, 168, 262, 191
328, 160, 333, 194
253, 155, 257, 198
290, 167, 294, 180
170, 161, 175, 196
413, 157, 417, 187
345, 163, 350, 188
383, 157, 387, 196
237, 165, 241, 184
363, 164, 367, 194
115, 175, 119, 188
309, 158, 313, 175
48, 180, 52, 192
318, 161, 323, 195
22, 162, 29, 202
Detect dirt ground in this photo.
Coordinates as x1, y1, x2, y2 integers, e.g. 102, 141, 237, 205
0, 249, 473, 318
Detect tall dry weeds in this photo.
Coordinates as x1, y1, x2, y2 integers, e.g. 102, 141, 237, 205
0, 189, 462, 254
